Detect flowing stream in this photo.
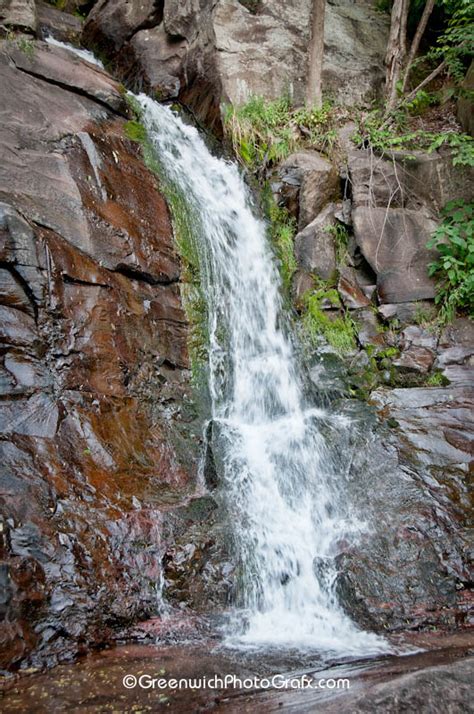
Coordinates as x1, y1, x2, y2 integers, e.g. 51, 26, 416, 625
138, 96, 389, 657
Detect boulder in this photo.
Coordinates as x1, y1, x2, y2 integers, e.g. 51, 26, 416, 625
378, 301, 437, 325
277, 150, 339, 229
83, 0, 163, 54
349, 147, 474, 215
37, 1, 83, 43
338, 267, 371, 309
117, 24, 187, 98
294, 203, 338, 287
354, 308, 385, 349
352, 206, 438, 303
0, 0, 37, 36
163, 0, 200, 40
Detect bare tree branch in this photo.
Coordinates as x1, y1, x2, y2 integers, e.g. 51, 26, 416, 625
385, 0, 410, 111
402, 0, 436, 92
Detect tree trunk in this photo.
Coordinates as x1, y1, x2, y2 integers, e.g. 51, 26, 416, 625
306, 0, 326, 108
385, 0, 410, 111
401, 0, 436, 92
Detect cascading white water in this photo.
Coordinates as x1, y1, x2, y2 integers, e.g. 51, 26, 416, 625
138, 95, 390, 657
45, 35, 105, 68
42, 34, 390, 659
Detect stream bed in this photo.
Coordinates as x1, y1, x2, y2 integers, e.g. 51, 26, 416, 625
1, 631, 472, 712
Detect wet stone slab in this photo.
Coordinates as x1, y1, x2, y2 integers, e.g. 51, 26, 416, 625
1, 632, 473, 713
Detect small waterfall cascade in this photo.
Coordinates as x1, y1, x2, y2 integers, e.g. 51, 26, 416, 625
137, 96, 389, 656
42, 33, 388, 654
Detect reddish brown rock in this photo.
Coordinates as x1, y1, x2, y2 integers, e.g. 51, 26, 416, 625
0, 39, 200, 672
338, 267, 371, 309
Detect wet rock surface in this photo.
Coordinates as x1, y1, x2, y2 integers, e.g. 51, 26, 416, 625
0, 633, 473, 712
0, 36, 210, 671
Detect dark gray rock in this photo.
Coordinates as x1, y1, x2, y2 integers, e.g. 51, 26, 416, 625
378, 301, 437, 325
37, 1, 83, 43
83, 0, 163, 54
119, 24, 187, 98
294, 203, 338, 285
352, 206, 438, 303
277, 151, 339, 230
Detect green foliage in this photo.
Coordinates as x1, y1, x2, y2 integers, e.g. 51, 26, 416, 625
428, 132, 474, 166
427, 199, 474, 322
301, 288, 358, 355
125, 93, 144, 120
262, 188, 297, 293
16, 37, 35, 58
426, 370, 450, 386
156, 179, 208, 383
224, 95, 338, 173
325, 222, 349, 264
428, 0, 474, 84
403, 89, 437, 115
124, 120, 147, 143
355, 109, 474, 166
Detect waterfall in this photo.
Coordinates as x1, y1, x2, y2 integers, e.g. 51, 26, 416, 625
40, 25, 388, 653
138, 96, 389, 657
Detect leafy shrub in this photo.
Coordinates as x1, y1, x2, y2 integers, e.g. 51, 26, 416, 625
224, 95, 339, 173
427, 200, 474, 321
355, 108, 474, 166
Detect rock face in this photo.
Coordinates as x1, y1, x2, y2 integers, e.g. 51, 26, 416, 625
82, 0, 390, 128
0, 38, 205, 671
334, 383, 473, 633
37, 2, 83, 43
275, 150, 340, 229
352, 207, 438, 303
324, 0, 390, 105
293, 204, 339, 297
0, 0, 37, 35
346, 147, 474, 304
